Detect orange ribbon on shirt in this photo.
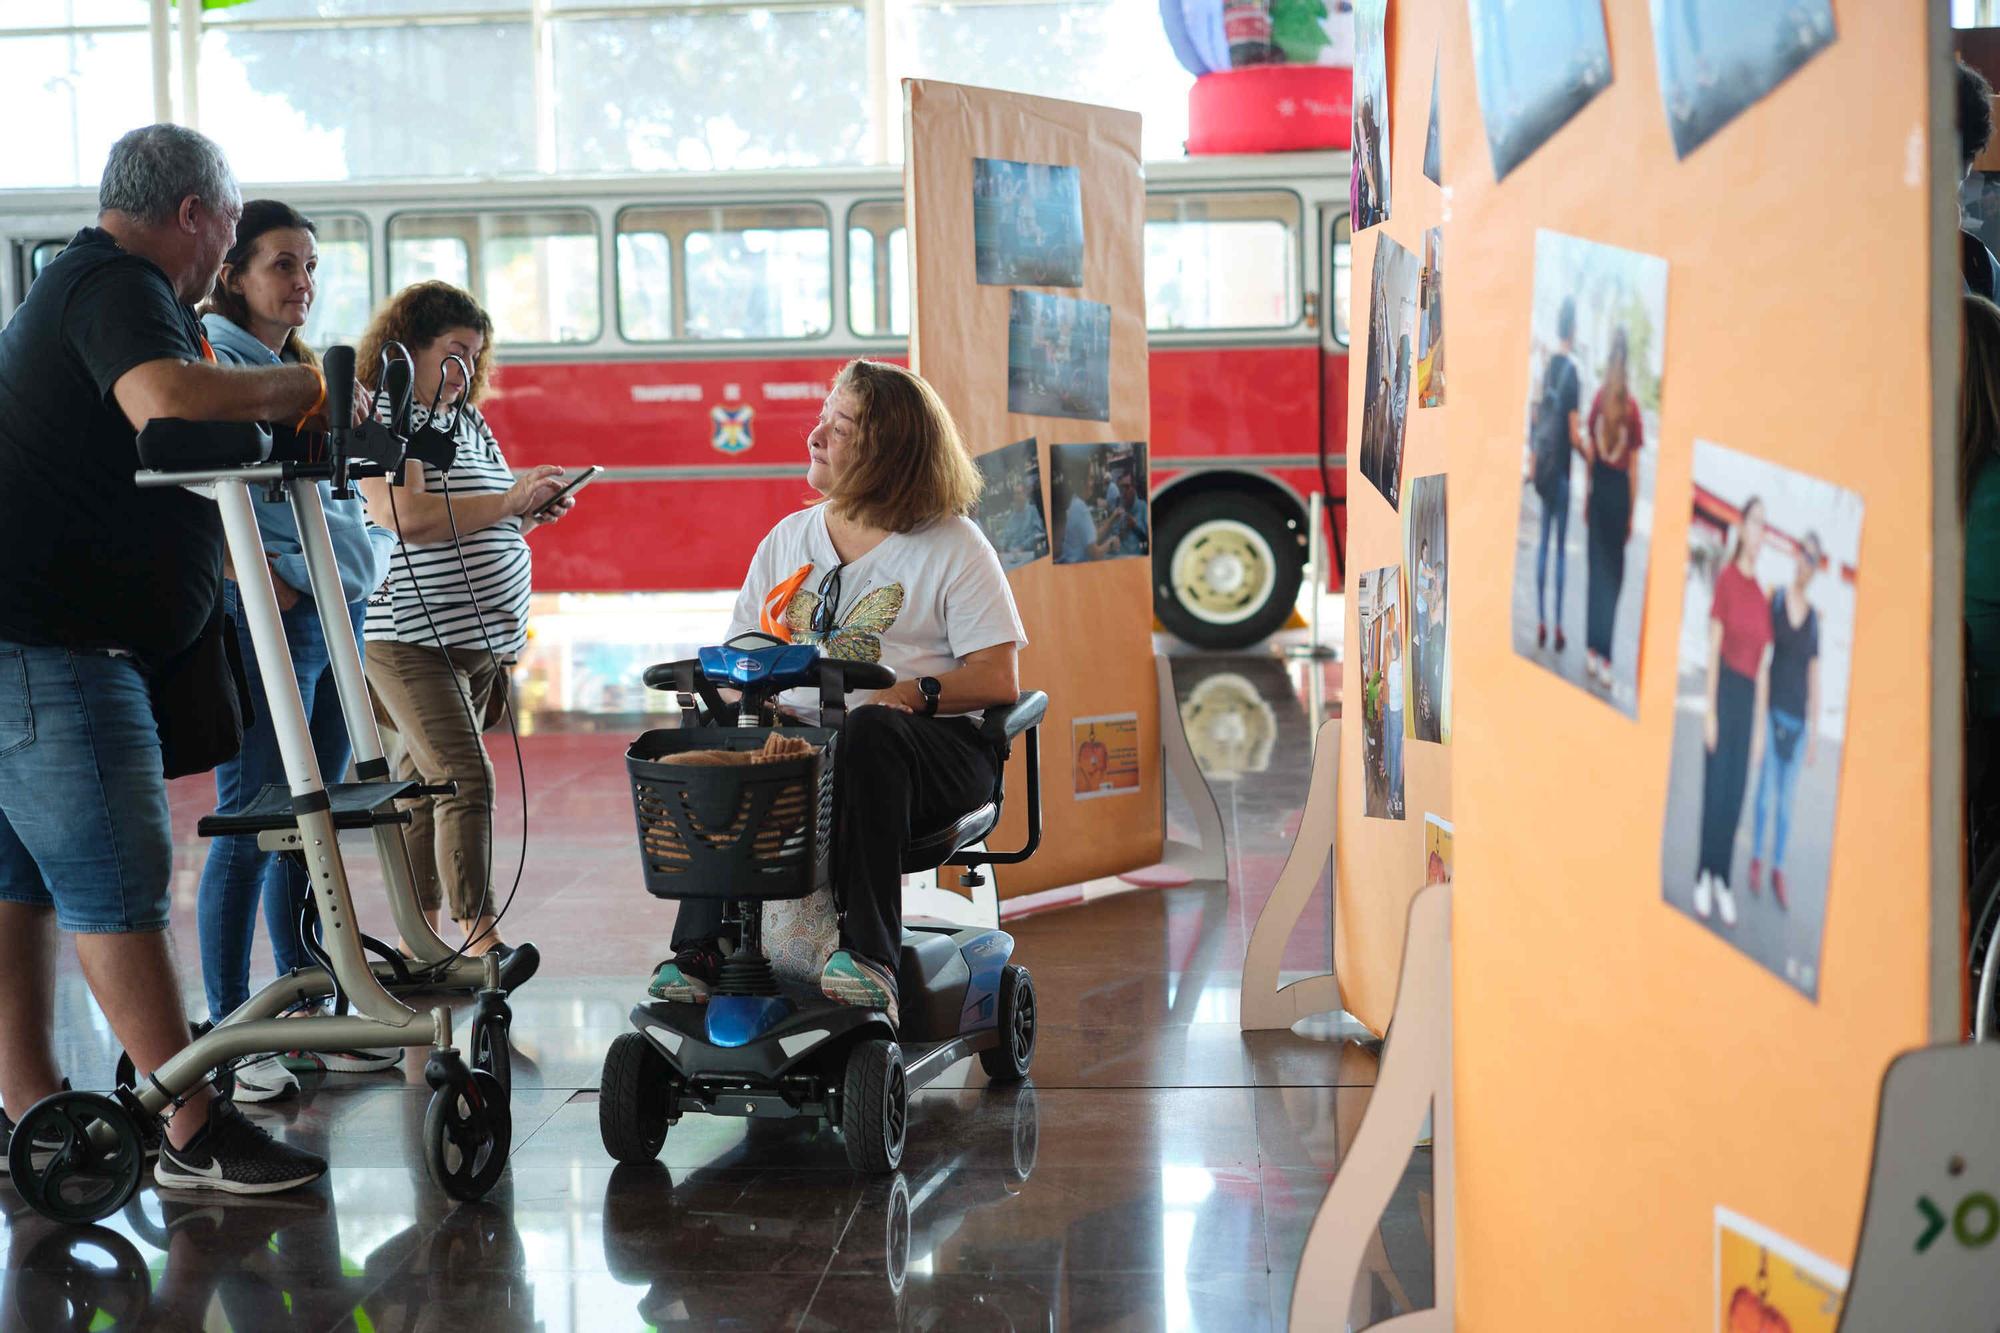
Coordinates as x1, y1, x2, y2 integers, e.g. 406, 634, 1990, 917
758, 563, 814, 641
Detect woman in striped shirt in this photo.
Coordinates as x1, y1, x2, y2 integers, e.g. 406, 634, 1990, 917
355, 282, 575, 963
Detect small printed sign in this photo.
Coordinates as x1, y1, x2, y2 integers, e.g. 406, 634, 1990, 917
1072, 712, 1140, 800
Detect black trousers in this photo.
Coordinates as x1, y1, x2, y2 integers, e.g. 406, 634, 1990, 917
1585, 461, 1630, 661
1698, 665, 1756, 884
672, 707, 998, 971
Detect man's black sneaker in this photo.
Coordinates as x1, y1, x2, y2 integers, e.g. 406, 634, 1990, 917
0, 1080, 84, 1175
153, 1100, 327, 1195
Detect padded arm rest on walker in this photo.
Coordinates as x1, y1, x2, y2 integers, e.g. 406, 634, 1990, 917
978, 691, 1047, 747
136, 419, 271, 472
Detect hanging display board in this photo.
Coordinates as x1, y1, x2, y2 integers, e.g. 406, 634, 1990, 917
904, 80, 1163, 898
1426, 0, 1942, 1325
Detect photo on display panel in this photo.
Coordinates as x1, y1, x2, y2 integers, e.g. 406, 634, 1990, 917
971, 436, 1051, 571
1049, 441, 1148, 564
1659, 441, 1864, 1003
1714, 1207, 1847, 1332
1423, 46, 1443, 185
1007, 290, 1112, 422
1508, 229, 1668, 719
1403, 474, 1449, 744
1425, 814, 1454, 885
973, 157, 1086, 287
1357, 564, 1406, 821
1351, 0, 1391, 230
1467, 0, 1612, 180
1418, 226, 1445, 408
1359, 234, 1421, 511
1649, 0, 1837, 159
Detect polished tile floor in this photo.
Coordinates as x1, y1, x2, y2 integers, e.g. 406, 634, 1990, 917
0, 645, 1437, 1332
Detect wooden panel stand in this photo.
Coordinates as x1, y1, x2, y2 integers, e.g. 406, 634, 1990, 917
1838, 1042, 2000, 1330
1290, 880, 1455, 1331
1241, 718, 1342, 1030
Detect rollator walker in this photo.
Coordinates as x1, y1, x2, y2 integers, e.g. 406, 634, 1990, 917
5, 346, 527, 1222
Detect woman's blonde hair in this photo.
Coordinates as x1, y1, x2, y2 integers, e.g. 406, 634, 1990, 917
822, 360, 982, 532
1962, 294, 2000, 512
200, 198, 321, 372
355, 281, 496, 406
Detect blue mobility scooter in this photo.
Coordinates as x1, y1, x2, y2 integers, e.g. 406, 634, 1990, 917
598, 635, 1046, 1172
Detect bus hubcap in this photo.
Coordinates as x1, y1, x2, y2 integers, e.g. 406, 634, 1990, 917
1172, 520, 1277, 625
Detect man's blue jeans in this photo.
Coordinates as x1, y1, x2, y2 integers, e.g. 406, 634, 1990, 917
195, 585, 367, 1024
0, 644, 172, 933
1751, 707, 1807, 873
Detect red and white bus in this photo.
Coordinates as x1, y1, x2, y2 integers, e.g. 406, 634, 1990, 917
0, 150, 1351, 650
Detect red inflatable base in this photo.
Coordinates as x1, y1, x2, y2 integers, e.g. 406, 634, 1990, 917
1186, 64, 1352, 155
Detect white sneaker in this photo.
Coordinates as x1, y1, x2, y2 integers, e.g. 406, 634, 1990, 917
1716, 881, 1738, 927
1692, 872, 1714, 919
231, 1054, 300, 1105
315, 1047, 403, 1074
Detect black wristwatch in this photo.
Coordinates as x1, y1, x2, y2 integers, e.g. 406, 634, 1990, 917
917, 676, 942, 717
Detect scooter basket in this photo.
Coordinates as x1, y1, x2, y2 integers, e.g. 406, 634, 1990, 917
627, 727, 837, 901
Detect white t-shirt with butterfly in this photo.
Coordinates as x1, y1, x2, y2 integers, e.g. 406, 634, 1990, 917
727, 505, 1028, 718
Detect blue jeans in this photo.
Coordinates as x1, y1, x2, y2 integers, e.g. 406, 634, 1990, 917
1751, 707, 1806, 873
195, 586, 368, 1024
0, 644, 172, 933
1536, 484, 1569, 628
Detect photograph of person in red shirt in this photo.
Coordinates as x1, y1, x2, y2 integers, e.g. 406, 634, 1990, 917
1695, 496, 1774, 928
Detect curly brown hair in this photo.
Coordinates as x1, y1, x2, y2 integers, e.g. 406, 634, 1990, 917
822, 360, 982, 532
355, 280, 495, 405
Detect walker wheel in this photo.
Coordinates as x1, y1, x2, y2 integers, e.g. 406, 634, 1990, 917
470, 1003, 512, 1096
598, 1032, 671, 1164
6, 1091, 145, 1225
423, 1069, 511, 1202
840, 1039, 907, 1173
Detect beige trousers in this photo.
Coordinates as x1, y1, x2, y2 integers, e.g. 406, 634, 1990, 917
364, 640, 507, 923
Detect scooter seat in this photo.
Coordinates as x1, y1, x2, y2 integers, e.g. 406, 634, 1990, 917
197, 779, 422, 838
902, 803, 999, 873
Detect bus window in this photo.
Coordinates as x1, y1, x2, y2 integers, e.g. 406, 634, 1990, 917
300, 214, 370, 352
29, 239, 65, 285
615, 227, 673, 342
618, 203, 830, 342
1144, 190, 1301, 332
847, 200, 908, 338
388, 209, 600, 345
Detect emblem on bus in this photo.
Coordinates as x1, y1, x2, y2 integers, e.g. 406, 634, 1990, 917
711, 404, 754, 454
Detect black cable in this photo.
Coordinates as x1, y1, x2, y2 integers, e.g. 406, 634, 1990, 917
376, 393, 528, 979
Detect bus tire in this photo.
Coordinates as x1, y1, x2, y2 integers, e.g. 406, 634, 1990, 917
1153, 490, 1304, 650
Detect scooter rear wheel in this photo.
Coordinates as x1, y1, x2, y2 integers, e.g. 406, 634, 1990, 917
978, 964, 1037, 1083
599, 1032, 671, 1164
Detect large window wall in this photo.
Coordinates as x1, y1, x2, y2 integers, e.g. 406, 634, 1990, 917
2, 0, 1194, 188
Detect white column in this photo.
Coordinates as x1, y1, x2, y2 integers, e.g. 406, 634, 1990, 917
150, 0, 173, 123
177, 0, 200, 131
866, 0, 891, 164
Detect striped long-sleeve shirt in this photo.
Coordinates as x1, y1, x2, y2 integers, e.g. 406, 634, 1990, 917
363, 399, 531, 660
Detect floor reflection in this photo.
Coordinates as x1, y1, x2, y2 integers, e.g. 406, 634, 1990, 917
0, 643, 1442, 1333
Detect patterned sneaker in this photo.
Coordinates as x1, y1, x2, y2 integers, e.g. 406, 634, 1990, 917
820, 950, 900, 1029
649, 943, 723, 1003
230, 1055, 301, 1105
153, 1100, 327, 1196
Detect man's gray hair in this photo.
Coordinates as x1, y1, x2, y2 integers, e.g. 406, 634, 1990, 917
98, 124, 239, 226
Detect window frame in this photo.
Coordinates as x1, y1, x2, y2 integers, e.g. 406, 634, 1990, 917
614, 199, 836, 346
385, 205, 604, 349
843, 196, 908, 341
297, 209, 373, 350
1142, 186, 1307, 336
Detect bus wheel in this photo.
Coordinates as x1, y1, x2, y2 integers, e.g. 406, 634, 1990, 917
1153, 491, 1304, 650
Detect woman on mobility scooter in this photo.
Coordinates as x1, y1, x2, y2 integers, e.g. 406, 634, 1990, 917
648, 359, 1027, 1028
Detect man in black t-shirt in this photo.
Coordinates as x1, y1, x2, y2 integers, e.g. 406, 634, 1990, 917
0, 124, 330, 1195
